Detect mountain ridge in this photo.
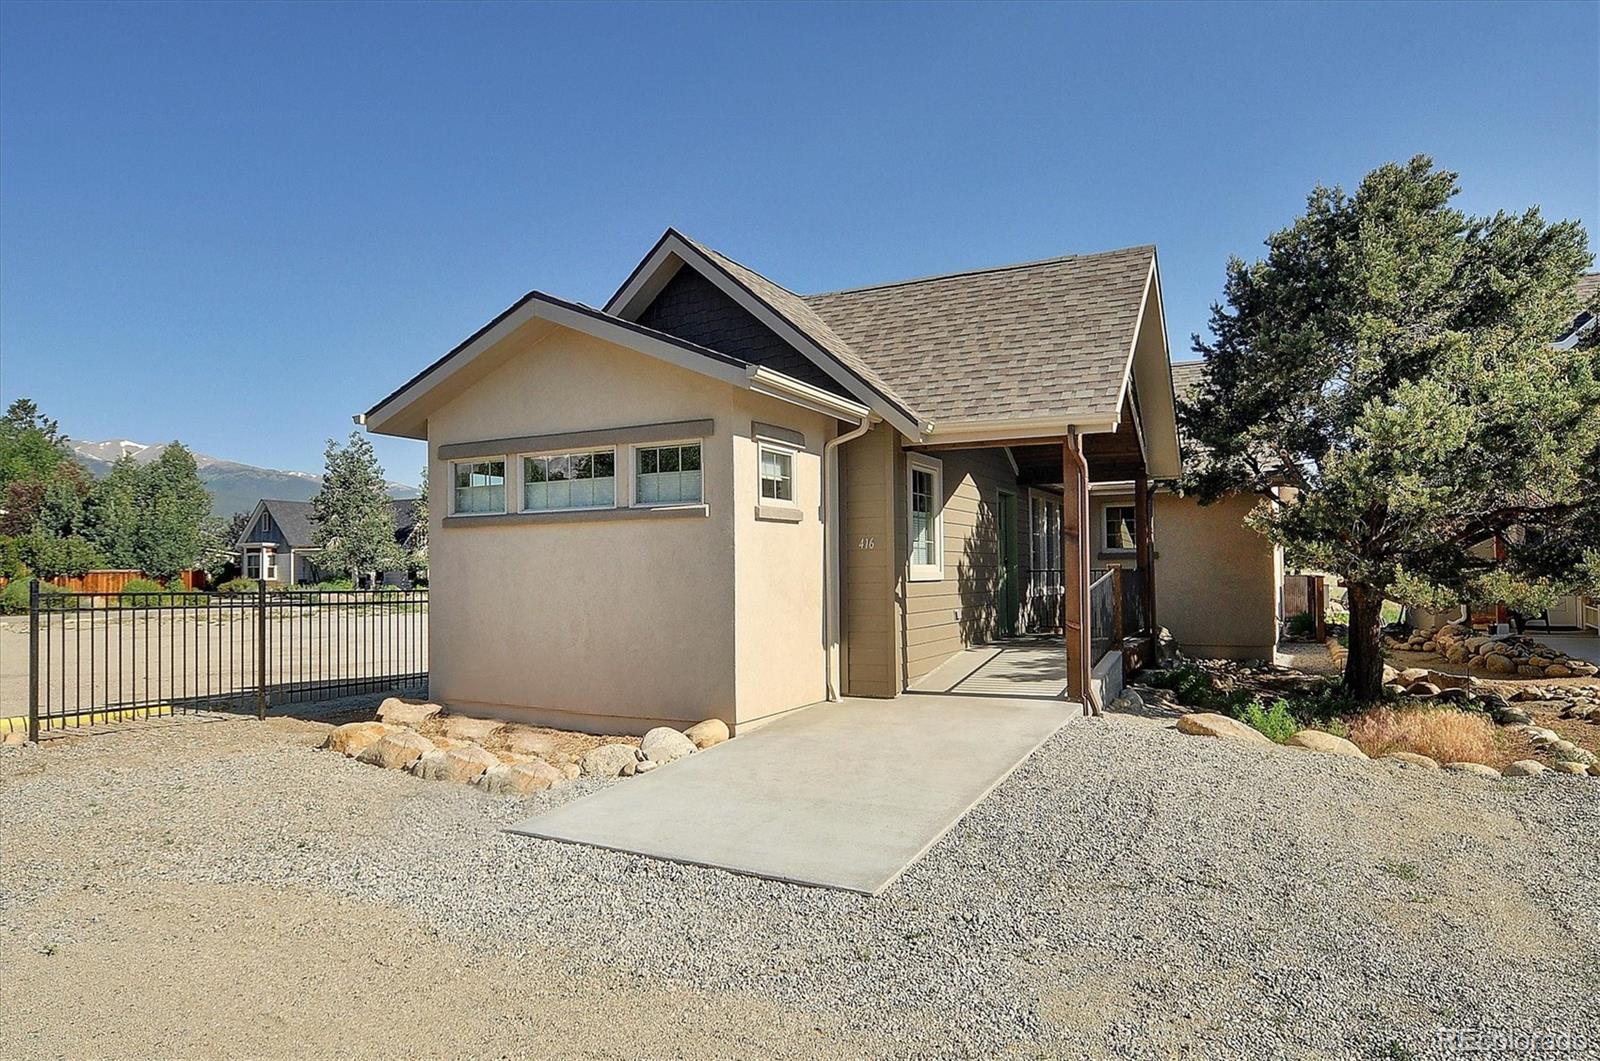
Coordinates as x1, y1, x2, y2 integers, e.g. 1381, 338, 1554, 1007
68, 439, 419, 518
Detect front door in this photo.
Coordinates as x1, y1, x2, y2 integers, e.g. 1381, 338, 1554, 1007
997, 492, 1019, 637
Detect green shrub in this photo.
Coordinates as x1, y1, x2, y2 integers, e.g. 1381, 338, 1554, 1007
1286, 611, 1316, 637
216, 577, 259, 594
0, 580, 78, 615
120, 577, 164, 598
315, 577, 354, 591
1237, 698, 1299, 743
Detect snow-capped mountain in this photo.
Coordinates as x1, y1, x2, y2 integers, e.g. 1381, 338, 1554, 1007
68, 439, 418, 518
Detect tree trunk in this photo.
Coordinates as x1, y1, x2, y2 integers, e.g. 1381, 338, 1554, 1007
1344, 581, 1386, 701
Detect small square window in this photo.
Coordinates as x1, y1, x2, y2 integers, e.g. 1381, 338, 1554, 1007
1104, 505, 1136, 552
635, 443, 703, 505
759, 444, 794, 502
452, 459, 505, 514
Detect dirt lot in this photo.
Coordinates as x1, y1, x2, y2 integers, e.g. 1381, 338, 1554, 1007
3, 700, 1597, 1059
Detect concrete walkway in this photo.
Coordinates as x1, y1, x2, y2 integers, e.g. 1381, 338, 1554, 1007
907, 636, 1068, 699
1537, 633, 1600, 665
507, 695, 1073, 895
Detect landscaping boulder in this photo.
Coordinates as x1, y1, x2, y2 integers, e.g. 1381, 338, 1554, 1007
323, 721, 400, 758
410, 744, 500, 783
1382, 683, 1408, 698
635, 759, 661, 774
1568, 661, 1598, 677
641, 726, 697, 764
580, 743, 642, 778
1383, 751, 1440, 769
1552, 762, 1591, 776
1543, 664, 1573, 679
1285, 730, 1368, 759
437, 715, 506, 742
376, 697, 442, 728
1406, 681, 1441, 698
1504, 760, 1546, 777
476, 759, 567, 795
1175, 712, 1274, 746
1434, 688, 1471, 705
1398, 668, 1430, 684
683, 718, 731, 750
356, 730, 435, 770
1484, 655, 1516, 674
500, 728, 565, 758
1443, 762, 1501, 779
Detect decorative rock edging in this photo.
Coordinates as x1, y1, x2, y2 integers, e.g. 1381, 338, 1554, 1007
1388, 624, 1599, 679
322, 697, 735, 795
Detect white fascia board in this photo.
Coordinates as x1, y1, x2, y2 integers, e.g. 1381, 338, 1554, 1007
924, 414, 1118, 446
608, 232, 924, 439
746, 366, 871, 420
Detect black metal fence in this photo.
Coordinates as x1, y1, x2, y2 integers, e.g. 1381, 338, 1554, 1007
24, 581, 428, 739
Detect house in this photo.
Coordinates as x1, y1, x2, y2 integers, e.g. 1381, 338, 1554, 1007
361, 229, 1182, 735
1090, 360, 1288, 661
236, 497, 418, 586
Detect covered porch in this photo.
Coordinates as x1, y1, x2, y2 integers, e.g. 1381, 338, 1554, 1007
908, 419, 1159, 713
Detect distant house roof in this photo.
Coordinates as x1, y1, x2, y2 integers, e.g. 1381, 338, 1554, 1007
1558, 271, 1600, 347
238, 498, 417, 549
804, 245, 1158, 428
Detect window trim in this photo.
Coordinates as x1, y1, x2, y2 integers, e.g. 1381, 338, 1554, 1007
516, 445, 619, 514
261, 549, 278, 582
630, 438, 705, 508
906, 453, 944, 582
1103, 503, 1137, 554
449, 457, 508, 517
756, 440, 798, 507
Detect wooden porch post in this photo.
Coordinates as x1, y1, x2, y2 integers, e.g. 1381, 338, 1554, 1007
1134, 473, 1154, 653
1062, 433, 1092, 713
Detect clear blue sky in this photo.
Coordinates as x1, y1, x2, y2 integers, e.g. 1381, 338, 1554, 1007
2, 1, 1595, 483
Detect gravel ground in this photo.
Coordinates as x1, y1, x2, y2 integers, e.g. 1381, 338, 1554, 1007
3, 699, 1598, 1059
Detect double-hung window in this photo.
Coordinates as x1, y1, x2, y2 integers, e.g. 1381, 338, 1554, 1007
907, 454, 943, 581
522, 449, 616, 511
452, 459, 506, 514
635, 442, 702, 505
1104, 504, 1136, 552
262, 550, 278, 581
758, 443, 795, 503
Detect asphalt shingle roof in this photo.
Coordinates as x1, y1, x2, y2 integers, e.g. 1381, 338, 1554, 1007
800, 246, 1156, 427
245, 498, 417, 549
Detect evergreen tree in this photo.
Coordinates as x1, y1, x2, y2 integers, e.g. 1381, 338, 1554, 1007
311, 433, 402, 586
1181, 157, 1600, 699
0, 397, 70, 489
405, 466, 428, 581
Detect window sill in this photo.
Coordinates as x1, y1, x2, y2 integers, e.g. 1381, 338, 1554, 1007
755, 503, 803, 523
444, 504, 709, 527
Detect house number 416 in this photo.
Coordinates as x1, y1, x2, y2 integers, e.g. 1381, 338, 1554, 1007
857, 536, 877, 550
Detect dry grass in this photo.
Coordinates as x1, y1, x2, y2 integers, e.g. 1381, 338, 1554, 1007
1347, 706, 1501, 766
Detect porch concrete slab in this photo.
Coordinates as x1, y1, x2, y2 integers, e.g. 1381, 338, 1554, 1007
907, 636, 1069, 699
506, 695, 1073, 895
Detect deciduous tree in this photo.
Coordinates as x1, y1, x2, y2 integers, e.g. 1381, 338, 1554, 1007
311, 433, 402, 586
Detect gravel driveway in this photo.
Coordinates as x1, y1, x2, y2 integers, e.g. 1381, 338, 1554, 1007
3, 702, 1597, 1058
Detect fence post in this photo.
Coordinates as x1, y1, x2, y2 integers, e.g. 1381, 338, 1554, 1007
256, 579, 268, 721
27, 579, 40, 743
1109, 564, 1125, 646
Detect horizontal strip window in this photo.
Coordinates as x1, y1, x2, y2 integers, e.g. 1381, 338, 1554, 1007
522, 449, 616, 512
452, 459, 505, 515
635, 442, 702, 505
439, 419, 714, 462
444, 504, 710, 528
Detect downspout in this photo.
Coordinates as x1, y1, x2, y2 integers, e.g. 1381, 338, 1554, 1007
823, 414, 875, 701
1066, 429, 1101, 717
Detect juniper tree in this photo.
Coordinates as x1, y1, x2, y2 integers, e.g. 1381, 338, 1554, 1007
311, 433, 402, 586
1180, 157, 1600, 700
131, 444, 213, 579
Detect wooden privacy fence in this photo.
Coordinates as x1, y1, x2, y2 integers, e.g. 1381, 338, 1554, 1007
1, 568, 209, 594
1282, 573, 1327, 639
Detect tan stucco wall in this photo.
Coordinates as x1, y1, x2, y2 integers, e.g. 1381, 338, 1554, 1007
731, 409, 834, 725
895, 445, 1023, 682
425, 324, 831, 735
1152, 492, 1281, 660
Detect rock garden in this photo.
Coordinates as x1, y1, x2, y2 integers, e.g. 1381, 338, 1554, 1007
1122, 651, 1600, 781
1386, 622, 1600, 679
321, 698, 730, 794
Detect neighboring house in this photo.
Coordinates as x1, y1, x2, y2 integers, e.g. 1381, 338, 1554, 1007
362, 228, 1182, 736
1091, 360, 1288, 661
236, 498, 418, 586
